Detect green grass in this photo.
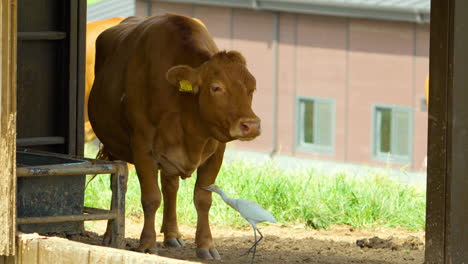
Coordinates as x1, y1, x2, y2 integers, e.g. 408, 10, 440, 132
84, 144, 426, 231
87, 0, 102, 5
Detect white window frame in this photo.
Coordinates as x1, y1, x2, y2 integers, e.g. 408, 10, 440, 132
295, 96, 335, 155
372, 104, 413, 164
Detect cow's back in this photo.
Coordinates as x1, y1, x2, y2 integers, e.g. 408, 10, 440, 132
88, 14, 218, 162
85, 17, 125, 142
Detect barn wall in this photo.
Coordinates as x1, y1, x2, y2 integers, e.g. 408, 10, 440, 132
136, 1, 430, 171
0, 0, 17, 256
0, 256, 14, 264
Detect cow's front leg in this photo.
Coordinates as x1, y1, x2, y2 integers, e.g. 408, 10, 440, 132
194, 144, 225, 260
160, 172, 185, 247
132, 135, 161, 254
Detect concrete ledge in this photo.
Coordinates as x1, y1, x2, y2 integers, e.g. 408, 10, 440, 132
15, 233, 199, 264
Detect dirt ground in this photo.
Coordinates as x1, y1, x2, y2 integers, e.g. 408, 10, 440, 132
55, 217, 425, 264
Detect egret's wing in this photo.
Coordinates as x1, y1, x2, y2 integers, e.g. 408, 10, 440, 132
235, 199, 276, 223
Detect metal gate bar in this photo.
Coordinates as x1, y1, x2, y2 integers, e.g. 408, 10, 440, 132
16, 150, 128, 249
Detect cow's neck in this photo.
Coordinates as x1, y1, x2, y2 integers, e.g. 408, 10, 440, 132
179, 109, 213, 147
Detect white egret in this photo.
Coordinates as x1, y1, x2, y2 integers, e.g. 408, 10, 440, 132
204, 184, 277, 263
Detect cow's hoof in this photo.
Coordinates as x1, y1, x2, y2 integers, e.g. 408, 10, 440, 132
196, 248, 221, 260
164, 238, 185, 247
136, 247, 159, 255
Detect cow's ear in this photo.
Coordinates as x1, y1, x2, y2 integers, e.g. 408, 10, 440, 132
166, 65, 199, 94
226, 51, 246, 66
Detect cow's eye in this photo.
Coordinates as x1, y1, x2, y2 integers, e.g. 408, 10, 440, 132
210, 85, 222, 93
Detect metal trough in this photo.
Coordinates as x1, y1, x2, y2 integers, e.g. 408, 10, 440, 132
16, 150, 129, 249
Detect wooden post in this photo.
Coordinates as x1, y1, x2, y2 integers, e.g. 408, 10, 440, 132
426, 0, 468, 262
110, 161, 129, 249
0, 0, 17, 257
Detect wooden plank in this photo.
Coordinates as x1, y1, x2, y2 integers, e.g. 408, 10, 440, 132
17, 31, 67, 40
424, 0, 450, 262
5, 256, 14, 264
426, 0, 468, 262
446, 0, 468, 260
16, 137, 66, 147
0, 256, 15, 264
75, 0, 86, 157
0, 0, 17, 256
110, 162, 129, 249
68, 0, 78, 155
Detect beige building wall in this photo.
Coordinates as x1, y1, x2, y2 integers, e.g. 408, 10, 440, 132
276, 13, 296, 156
347, 19, 415, 167
294, 14, 347, 162
229, 9, 276, 153
135, 1, 430, 171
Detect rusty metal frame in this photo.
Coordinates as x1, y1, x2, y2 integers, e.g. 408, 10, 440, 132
16, 150, 128, 249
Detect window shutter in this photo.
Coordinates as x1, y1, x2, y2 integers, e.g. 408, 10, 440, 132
393, 109, 411, 157
316, 101, 332, 147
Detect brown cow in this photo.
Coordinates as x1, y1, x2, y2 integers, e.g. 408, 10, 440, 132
85, 17, 125, 142
88, 14, 261, 259
85, 17, 207, 143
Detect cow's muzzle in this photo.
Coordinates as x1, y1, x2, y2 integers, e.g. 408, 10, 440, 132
230, 118, 261, 141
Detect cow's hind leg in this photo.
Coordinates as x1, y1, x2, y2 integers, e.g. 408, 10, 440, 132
160, 172, 185, 247
96, 145, 119, 247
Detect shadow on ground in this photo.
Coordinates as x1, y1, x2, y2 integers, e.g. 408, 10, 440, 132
57, 228, 423, 264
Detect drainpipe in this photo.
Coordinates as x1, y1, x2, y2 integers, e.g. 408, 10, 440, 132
146, 0, 152, 16
269, 12, 279, 158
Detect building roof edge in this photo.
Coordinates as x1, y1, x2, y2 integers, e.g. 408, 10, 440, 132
154, 0, 430, 23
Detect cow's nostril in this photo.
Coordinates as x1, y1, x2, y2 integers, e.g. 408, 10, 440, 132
240, 122, 250, 133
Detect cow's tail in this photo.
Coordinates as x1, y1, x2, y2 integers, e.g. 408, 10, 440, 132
95, 143, 113, 161
85, 143, 113, 190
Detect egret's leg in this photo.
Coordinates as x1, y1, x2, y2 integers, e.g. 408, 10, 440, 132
244, 228, 264, 257
250, 233, 257, 264
250, 230, 264, 263
256, 229, 264, 247
243, 227, 257, 256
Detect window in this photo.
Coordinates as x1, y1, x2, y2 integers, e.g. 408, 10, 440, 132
373, 105, 413, 163
296, 97, 335, 154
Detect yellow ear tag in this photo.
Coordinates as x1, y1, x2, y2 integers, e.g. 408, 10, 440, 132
179, 80, 193, 92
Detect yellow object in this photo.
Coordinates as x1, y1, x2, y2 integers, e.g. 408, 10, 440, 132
425, 76, 429, 105
179, 80, 193, 92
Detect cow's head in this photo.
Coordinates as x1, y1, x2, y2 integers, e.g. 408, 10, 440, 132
166, 51, 261, 142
